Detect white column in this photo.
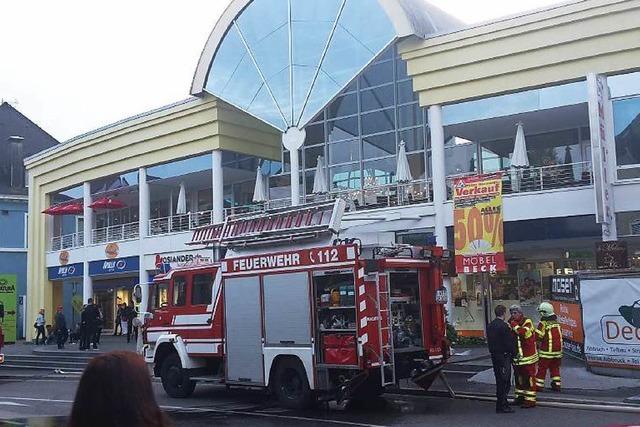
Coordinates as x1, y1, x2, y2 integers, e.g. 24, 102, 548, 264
82, 260, 92, 304
428, 105, 453, 320
83, 182, 93, 246
290, 148, 300, 206
82, 182, 93, 303
138, 167, 150, 313
212, 150, 224, 223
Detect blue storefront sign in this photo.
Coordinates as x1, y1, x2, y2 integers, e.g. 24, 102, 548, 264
48, 263, 84, 281
89, 256, 139, 277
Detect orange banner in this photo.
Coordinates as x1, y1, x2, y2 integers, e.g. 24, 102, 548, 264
453, 173, 505, 274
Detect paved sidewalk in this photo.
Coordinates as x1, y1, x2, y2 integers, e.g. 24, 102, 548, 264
1, 334, 137, 356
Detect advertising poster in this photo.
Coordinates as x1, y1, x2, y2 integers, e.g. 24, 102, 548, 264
453, 173, 505, 274
0, 275, 17, 343
551, 300, 584, 358
581, 276, 640, 370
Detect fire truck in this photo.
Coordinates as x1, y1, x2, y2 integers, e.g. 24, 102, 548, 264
142, 200, 450, 408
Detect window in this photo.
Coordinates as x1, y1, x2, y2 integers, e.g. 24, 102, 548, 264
172, 276, 187, 306
153, 282, 169, 309
360, 84, 394, 112
329, 140, 359, 165
614, 97, 640, 179
362, 108, 395, 135
192, 273, 214, 305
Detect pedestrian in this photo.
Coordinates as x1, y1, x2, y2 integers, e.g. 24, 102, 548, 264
535, 302, 563, 392
68, 351, 169, 427
120, 303, 129, 338
486, 304, 516, 413
54, 306, 67, 350
113, 303, 123, 336
94, 306, 104, 345
509, 304, 539, 408
34, 308, 46, 345
80, 299, 100, 351
126, 301, 137, 343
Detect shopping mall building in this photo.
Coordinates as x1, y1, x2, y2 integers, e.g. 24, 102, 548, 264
25, 0, 640, 337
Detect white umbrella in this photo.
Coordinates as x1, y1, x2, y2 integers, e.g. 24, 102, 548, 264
252, 166, 267, 203
510, 123, 529, 192
312, 156, 328, 194
396, 141, 413, 183
176, 182, 187, 214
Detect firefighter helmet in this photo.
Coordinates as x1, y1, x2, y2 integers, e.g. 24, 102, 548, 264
538, 302, 555, 317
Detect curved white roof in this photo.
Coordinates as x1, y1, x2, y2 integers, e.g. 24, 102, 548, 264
191, 0, 461, 131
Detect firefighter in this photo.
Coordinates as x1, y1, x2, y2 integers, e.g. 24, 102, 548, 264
509, 304, 538, 408
535, 302, 563, 392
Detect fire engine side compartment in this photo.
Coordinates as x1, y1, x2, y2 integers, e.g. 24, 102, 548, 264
224, 276, 265, 385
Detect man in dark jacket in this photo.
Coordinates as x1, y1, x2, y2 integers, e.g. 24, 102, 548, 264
486, 304, 517, 413
80, 298, 100, 350
54, 306, 67, 350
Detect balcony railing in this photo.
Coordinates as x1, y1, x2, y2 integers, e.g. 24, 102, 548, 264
92, 222, 140, 244
446, 161, 593, 199
51, 232, 84, 251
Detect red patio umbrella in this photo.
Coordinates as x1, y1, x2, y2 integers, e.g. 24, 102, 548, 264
42, 202, 84, 216
89, 197, 126, 210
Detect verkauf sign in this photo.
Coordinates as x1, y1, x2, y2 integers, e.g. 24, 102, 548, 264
453, 173, 505, 274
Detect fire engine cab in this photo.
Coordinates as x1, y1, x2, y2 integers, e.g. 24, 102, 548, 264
142, 200, 450, 408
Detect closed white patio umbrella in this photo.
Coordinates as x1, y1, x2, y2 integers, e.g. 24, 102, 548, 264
396, 141, 413, 183
176, 182, 187, 214
252, 166, 267, 203
312, 156, 328, 194
510, 123, 530, 192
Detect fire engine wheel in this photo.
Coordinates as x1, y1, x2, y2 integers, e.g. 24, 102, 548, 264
273, 359, 313, 409
160, 353, 196, 398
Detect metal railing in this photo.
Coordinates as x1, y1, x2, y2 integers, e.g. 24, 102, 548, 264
50, 232, 84, 251
446, 161, 593, 199
92, 222, 139, 244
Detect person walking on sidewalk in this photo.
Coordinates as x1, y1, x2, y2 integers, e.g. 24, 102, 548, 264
125, 301, 137, 343
34, 308, 46, 345
487, 304, 517, 413
113, 303, 123, 336
54, 306, 68, 350
535, 302, 563, 392
509, 304, 539, 408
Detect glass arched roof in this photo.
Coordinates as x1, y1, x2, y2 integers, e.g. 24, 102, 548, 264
203, 0, 396, 131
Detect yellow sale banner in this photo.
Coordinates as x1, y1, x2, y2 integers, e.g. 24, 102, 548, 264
453, 173, 505, 274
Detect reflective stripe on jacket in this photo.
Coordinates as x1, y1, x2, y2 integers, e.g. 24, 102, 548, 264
512, 318, 539, 366
536, 320, 563, 359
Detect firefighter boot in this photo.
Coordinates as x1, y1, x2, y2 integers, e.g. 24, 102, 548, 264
522, 399, 536, 409
551, 379, 561, 392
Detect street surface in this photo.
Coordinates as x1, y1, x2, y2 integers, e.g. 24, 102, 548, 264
0, 375, 639, 427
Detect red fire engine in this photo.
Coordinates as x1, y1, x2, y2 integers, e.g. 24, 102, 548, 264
142, 200, 450, 408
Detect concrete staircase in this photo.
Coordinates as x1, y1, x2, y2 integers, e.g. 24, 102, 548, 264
1, 350, 95, 373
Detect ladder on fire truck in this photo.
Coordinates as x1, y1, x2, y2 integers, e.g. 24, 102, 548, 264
376, 274, 395, 387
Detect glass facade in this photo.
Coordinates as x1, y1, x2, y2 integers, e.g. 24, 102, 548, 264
204, 0, 396, 131
611, 72, 640, 180
442, 81, 592, 195
276, 45, 428, 197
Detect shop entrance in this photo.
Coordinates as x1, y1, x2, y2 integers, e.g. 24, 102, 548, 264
92, 278, 136, 333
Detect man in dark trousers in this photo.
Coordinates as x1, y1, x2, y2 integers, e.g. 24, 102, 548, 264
53, 306, 67, 350
80, 298, 100, 350
486, 304, 517, 413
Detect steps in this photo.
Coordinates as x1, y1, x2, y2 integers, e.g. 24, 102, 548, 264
1, 350, 96, 373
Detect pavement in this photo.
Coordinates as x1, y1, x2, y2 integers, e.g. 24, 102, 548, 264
0, 377, 639, 427
1, 334, 137, 356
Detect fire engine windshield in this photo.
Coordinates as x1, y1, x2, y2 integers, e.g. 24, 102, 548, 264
390, 272, 423, 351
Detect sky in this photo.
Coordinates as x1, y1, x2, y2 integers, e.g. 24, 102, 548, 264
0, 0, 566, 142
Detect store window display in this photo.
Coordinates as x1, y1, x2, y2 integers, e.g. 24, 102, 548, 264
451, 276, 485, 335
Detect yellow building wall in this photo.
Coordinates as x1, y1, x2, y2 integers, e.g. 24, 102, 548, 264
24, 95, 280, 339
399, 0, 640, 106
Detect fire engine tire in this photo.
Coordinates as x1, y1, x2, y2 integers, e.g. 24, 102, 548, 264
160, 353, 196, 398
273, 358, 313, 410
